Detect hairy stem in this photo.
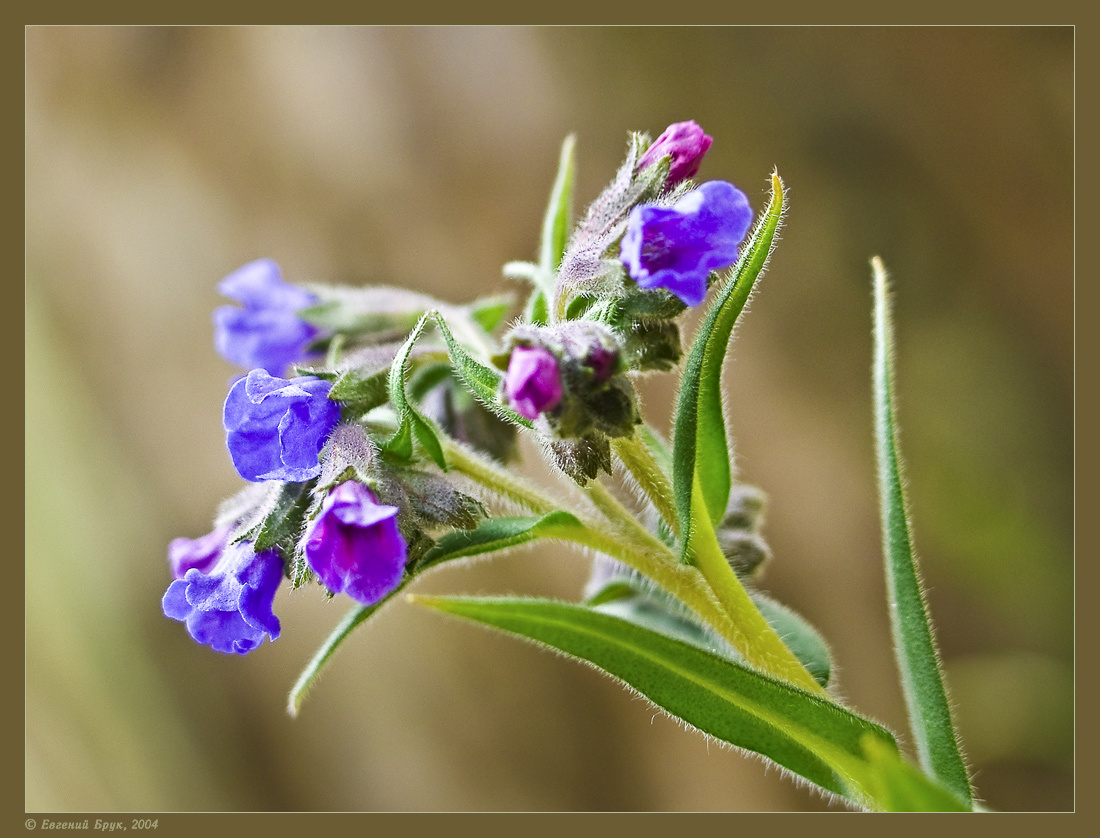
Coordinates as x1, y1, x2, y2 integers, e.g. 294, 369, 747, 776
586, 478, 826, 696
612, 434, 679, 537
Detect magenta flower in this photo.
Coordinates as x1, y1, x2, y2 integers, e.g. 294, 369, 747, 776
301, 481, 408, 606
505, 346, 563, 420
619, 180, 753, 307
638, 121, 714, 187
162, 532, 282, 655
213, 259, 319, 376
223, 369, 341, 483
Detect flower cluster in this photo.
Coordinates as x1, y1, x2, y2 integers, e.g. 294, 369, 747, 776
164, 120, 756, 656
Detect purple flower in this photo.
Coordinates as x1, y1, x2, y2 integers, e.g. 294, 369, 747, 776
168, 524, 234, 579
505, 346, 563, 420
162, 533, 282, 655
638, 121, 713, 187
213, 259, 319, 376
619, 180, 753, 307
301, 481, 408, 605
224, 369, 341, 483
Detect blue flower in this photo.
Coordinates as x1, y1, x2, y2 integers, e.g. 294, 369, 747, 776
168, 524, 233, 579
301, 481, 408, 605
213, 259, 319, 376
619, 181, 753, 307
224, 370, 341, 483
162, 533, 282, 655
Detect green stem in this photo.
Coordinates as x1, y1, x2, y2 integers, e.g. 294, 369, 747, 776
441, 436, 558, 516
612, 434, 679, 537
443, 433, 824, 696
585, 478, 826, 697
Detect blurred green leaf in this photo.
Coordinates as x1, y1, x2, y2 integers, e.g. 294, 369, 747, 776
539, 133, 576, 285
467, 293, 514, 334
298, 285, 439, 334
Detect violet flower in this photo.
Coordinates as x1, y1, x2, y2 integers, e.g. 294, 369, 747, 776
213, 259, 319, 376
619, 180, 753, 307
162, 534, 282, 655
301, 481, 408, 606
224, 369, 341, 483
505, 346, 563, 420
637, 121, 713, 187
168, 524, 234, 579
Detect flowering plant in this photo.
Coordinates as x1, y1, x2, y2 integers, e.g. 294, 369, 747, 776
165, 122, 975, 811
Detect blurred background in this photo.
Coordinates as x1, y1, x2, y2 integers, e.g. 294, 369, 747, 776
25, 27, 1073, 812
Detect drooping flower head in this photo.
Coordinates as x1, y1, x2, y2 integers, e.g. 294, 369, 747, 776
637, 121, 714, 187
302, 481, 408, 606
224, 370, 341, 483
213, 259, 319, 376
162, 532, 282, 655
505, 346, 563, 420
620, 180, 753, 307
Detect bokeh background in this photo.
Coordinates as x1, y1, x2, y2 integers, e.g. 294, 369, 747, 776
25, 26, 1073, 812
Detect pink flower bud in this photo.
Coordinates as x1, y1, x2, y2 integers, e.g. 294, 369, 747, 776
638, 120, 714, 186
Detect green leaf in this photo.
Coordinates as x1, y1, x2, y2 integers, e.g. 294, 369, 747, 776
429, 312, 532, 429
383, 314, 446, 468
871, 257, 973, 805
467, 293, 514, 334
524, 289, 549, 326
861, 735, 970, 812
416, 511, 584, 572
251, 480, 313, 554
538, 134, 576, 288
673, 173, 785, 559
329, 367, 390, 411
413, 595, 899, 809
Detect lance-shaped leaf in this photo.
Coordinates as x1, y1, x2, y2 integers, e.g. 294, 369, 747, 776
518, 134, 576, 324
539, 134, 576, 286
384, 313, 446, 469
429, 312, 532, 429
871, 257, 973, 805
287, 512, 584, 716
673, 173, 785, 559
412, 595, 899, 809
416, 511, 584, 572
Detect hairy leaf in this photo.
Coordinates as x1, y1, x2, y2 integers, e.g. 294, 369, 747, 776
871, 257, 972, 805
673, 173, 785, 559
414, 595, 899, 809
